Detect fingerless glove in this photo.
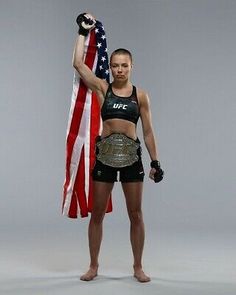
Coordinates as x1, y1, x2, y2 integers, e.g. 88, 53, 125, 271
76, 13, 95, 36
150, 160, 164, 183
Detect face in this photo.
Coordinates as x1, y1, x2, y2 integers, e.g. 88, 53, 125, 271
110, 54, 132, 81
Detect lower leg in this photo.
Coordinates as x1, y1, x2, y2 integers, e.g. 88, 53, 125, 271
130, 215, 150, 282
122, 182, 150, 282
80, 181, 113, 281
88, 215, 103, 267
130, 217, 145, 268
80, 215, 103, 281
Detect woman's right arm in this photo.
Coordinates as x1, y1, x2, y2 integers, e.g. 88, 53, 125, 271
72, 34, 107, 95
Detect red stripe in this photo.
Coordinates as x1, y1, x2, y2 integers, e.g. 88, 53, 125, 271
73, 147, 88, 217
88, 91, 100, 212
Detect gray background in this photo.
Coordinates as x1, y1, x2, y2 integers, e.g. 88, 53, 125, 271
0, 0, 235, 294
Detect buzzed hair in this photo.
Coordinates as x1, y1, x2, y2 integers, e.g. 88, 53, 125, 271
110, 48, 133, 64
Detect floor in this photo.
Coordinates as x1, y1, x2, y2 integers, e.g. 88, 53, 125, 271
1, 229, 235, 295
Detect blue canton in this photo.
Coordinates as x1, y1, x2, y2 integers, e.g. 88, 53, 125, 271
95, 21, 110, 83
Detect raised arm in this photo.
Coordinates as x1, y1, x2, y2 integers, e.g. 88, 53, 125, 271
72, 14, 108, 98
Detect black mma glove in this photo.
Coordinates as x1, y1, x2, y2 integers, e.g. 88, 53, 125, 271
76, 13, 95, 36
150, 160, 164, 183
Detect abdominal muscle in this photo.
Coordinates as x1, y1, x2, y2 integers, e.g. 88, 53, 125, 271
101, 119, 137, 140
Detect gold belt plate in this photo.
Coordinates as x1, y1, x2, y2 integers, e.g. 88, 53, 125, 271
96, 134, 140, 168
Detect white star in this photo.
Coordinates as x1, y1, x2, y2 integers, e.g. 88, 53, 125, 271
105, 69, 109, 74
101, 56, 106, 62
95, 28, 99, 33
99, 65, 103, 70
105, 48, 108, 52
101, 35, 106, 40
97, 43, 102, 48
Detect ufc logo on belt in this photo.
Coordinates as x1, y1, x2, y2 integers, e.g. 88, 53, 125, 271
112, 103, 128, 110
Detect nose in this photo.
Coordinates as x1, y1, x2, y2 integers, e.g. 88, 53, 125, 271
118, 66, 122, 73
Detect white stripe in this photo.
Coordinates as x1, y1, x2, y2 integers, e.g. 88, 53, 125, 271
99, 116, 103, 135
84, 51, 98, 197
84, 90, 92, 198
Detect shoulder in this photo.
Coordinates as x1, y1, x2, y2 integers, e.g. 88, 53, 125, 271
136, 87, 150, 106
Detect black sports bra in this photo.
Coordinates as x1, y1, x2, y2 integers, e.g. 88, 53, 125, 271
101, 84, 140, 124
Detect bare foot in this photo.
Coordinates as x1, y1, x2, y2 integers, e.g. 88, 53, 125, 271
80, 266, 98, 281
133, 267, 151, 283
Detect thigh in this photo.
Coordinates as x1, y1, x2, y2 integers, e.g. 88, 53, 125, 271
121, 182, 143, 212
92, 160, 118, 182
92, 181, 114, 212
119, 160, 145, 183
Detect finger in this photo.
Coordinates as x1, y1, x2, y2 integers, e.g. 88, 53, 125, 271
151, 168, 156, 174
82, 18, 95, 26
85, 13, 96, 22
82, 22, 95, 30
149, 172, 154, 180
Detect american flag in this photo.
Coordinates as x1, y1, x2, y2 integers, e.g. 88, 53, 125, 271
62, 20, 113, 218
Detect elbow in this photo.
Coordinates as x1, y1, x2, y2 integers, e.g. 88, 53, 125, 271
72, 59, 83, 71
73, 63, 78, 71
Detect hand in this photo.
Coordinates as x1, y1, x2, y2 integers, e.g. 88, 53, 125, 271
76, 13, 96, 36
149, 168, 157, 181
150, 160, 164, 183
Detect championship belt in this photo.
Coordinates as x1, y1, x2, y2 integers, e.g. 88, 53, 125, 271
96, 133, 140, 168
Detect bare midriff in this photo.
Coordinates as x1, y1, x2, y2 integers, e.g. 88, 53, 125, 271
101, 119, 137, 140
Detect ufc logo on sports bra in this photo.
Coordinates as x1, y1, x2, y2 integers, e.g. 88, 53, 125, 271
112, 103, 128, 110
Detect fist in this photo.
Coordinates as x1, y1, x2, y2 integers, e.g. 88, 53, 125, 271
76, 13, 96, 31
149, 160, 164, 183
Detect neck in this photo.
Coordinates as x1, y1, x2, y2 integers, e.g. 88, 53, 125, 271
112, 80, 131, 89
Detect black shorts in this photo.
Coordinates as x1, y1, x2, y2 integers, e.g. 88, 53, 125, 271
92, 159, 145, 183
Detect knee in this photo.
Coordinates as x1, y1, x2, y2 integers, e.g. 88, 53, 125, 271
91, 209, 105, 225
128, 210, 143, 225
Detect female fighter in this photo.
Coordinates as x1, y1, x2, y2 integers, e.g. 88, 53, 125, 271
72, 13, 164, 283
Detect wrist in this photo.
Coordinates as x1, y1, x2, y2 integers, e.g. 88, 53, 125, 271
78, 27, 89, 36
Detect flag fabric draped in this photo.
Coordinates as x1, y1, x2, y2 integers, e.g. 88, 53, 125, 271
62, 20, 113, 218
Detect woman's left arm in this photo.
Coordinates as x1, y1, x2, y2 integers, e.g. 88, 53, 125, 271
139, 90, 159, 161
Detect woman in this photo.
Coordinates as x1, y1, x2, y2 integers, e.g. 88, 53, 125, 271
72, 13, 164, 283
